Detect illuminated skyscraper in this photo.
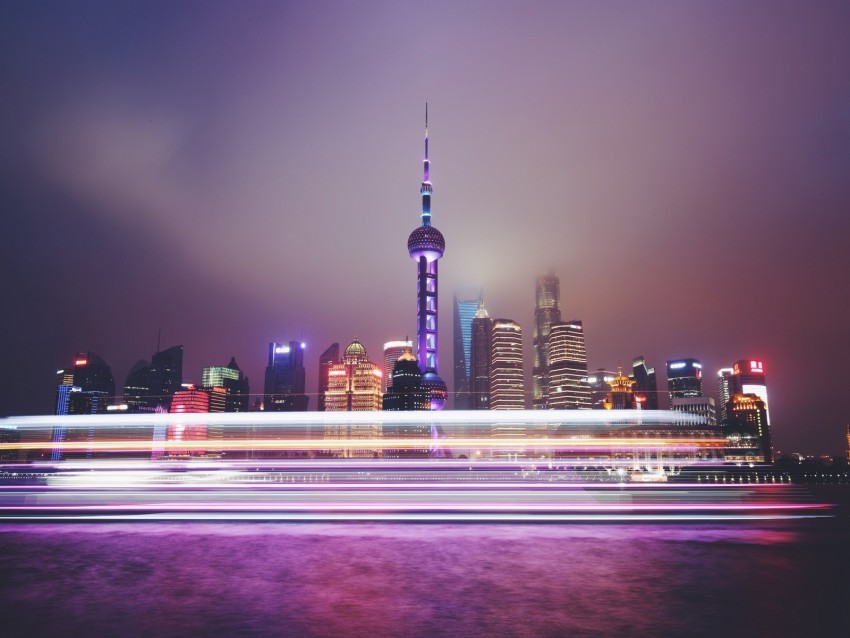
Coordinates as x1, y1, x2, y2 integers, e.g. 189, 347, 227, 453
264, 341, 308, 411
383, 340, 413, 393
726, 393, 772, 463
605, 368, 636, 410
631, 356, 659, 410
453, 287, 482, 410
533, 274, 562, 409
382, 345, 429, 412
123, 360, 152, 413
728, 359, 770, 425
470, 307, 492, 410
167, 384, 211, 458
317, 343, 340, 412
324, 339, 383, 412
490, 319, 525, 410
547, 321, 591, 410
202, 357, 249, 412
407, 105, 447, 410
54, 352, 115, 415
717, 367, 734, 425
666, 358, 703, 400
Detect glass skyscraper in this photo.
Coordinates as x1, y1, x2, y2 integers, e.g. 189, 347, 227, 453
453, 287, 482, 410
546, 321, 591, 410
533, 274, 561, 409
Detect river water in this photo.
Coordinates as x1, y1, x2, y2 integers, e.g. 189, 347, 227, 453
2, 513, 848, 637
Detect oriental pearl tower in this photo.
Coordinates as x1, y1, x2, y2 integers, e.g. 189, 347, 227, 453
407, 104, 447, 410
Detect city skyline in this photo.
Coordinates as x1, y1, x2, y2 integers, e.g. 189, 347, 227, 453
2, 1, 850, 455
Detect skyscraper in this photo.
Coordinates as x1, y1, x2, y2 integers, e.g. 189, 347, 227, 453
383, 340, 413, 394
533, 274, 562, 409
317, 343, 340, 412
264, 341, 308, 411
149, 345, 183, 411
325, 339, 383, 411
546, 321, 591, 410
123, 360, 152, 413
490, 319, 525, 410
470, 307, 492, 410
407, 104, 447, 410
717, 367, 734, 425
605, 368, 636, 410
585, 369, 618, 409
726, 393, 772, 463
666, 358, 703, 400
728, 359, 770, 425
453, 287, 482, 410
631, 356, 659, 410
382, 345, 429, 412
202, 357, 249, 412
54, 352, 115, 415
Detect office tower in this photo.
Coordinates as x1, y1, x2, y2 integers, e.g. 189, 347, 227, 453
717, 368, 734, 425
54, 352, 115, 415
547, 321, 591, 410
670, 396, 717, 426
490, 319, 525, 409
123, 360, 152, 413
453, 287, 482, 410
666, 358, 703, 400
383, 340, 413, 393
631, 356, 659, 410
470, 307, 493, 410
383, 345, 429, 412
407, 104, 447, 410
533, 274, 562, 409
167, 385, 211, 458
202, 357, 249, 412
846, 425, 850, 463
317, 343, 341, 412
149, 345, 183, 410
604, 368, 636, 410
264, 341, 308, 411
728, 359, 770, 425
324, 339, 383, 412
726, 393, 772, 463
585, 369, 618, 409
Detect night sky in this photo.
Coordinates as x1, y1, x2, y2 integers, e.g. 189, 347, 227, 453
2, 1, 849, 455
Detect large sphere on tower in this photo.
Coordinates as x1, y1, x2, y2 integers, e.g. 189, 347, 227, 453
407, 225, 445, 262
421, 371, 448, 411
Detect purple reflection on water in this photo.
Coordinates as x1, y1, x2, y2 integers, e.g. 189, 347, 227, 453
1, 521, 846, 637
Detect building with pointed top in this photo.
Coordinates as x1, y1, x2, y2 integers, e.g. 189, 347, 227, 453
324, 339, 383, 412
533, 274, 562, 409
407, 104, 447, 410
604, 368, 636, 410
470, 307, 493, 410
383, 340, 413, 394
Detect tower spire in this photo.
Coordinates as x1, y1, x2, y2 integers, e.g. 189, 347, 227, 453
420, 102, 432, 226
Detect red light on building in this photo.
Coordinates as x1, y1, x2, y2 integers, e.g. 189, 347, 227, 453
749, 360, 764, 373
74, 359, 88, 366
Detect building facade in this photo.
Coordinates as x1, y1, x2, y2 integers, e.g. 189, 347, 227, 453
532, 274, 562, 409
317, 343, 341, 412
631, 356, 659, 410
453, 287, 482, 410
470, 307, 493, 410
383, 340, 413, 394
547, 321, 591, 410
490, 319, 525, 410
666, 358, 703, 401
264, 341, 308, 411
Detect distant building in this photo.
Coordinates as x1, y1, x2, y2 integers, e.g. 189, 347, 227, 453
317, 343, 341, 412
54, 352, 115, 415
264, 341, 308, 411
324, 339, 383, 412
631, 356, 659, 410
725, 393, 772, 463
383, 346, 429, 412
717, 367, 735, 426
666, 358, 703, 401
167, 384, 211, 458
149, 345, 183, 411
383, 340, 413, 394
123, 359, 152, 413
490, 319, 525, 410
670, 396, 716, 426
728, 359, 770, 425
453, 287, 482, 409
202, 357, 249, 412
533, 274, 561, 409
584, 369, 618, 409
547, 321, 591, 410
604, 368, 635, 410
470, 308, 492, 410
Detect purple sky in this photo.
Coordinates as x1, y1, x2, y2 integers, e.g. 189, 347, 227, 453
2, 1, 849, 454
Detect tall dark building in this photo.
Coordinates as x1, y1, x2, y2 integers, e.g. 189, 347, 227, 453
585, 369, 618, 409
123, 359, 152, 413
533, 274, 561, 409
717, 367, 734, 425
726, 393, 772, 463
149, 345, 183, 410
55, 352, 115, 415
666, 358, 703, 401
631, 356, 659, 410
264, 341, 308, 411
727, 359, 770, 425
470, 307, 492, 410
407, 104, 447, 410
546, 321, 591, 410
383, 346, 429, 412
317, 343, 341, 412
453, 287, 482, 410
